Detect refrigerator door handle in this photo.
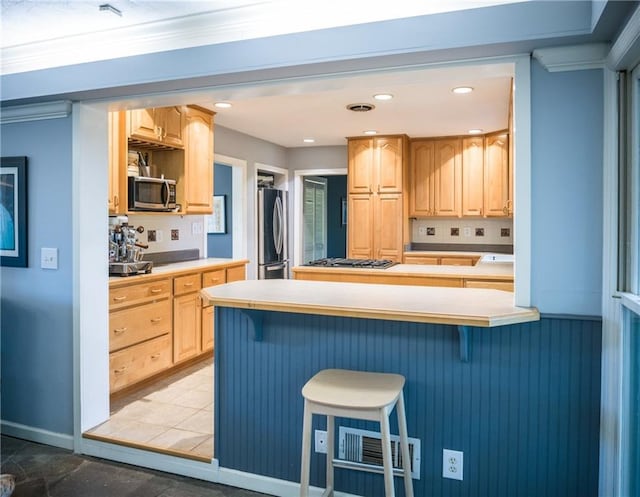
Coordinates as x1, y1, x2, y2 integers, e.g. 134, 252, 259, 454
266, 263, 286, 271
273, 196, 283, 256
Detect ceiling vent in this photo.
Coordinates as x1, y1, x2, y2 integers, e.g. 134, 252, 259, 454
346, 103, 375, 112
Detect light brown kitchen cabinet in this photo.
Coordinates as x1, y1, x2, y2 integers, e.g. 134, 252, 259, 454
108, 111, 126, 214
128, 106, 185, 148
461, 137, 484, 216
183, 106, 214, 214
410, 138, 461, 217
347, 135, 408, 261
484, 132, 509, 217
173, 273, 203, 363
201, 305, 214, 352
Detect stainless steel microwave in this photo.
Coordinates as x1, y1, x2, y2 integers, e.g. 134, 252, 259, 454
128, 176, 177, 211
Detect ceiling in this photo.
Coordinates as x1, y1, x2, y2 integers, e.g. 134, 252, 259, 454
1, 1, 515, 147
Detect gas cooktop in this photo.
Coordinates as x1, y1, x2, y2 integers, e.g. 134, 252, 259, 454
305, 258, 395, 269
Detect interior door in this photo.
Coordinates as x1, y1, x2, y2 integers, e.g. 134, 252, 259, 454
303, 177, 327, 263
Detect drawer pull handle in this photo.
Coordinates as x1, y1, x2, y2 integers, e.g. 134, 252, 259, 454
183, 282, 194, 287
114, 367, 127, 375
150, 288, 163, 294
113, 327, 127, 334
150, 353, 161, 360
150, 317, 162, 323
113, 296, 127, 302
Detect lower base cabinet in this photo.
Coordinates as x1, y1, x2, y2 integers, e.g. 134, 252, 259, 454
109, 261, 246, 394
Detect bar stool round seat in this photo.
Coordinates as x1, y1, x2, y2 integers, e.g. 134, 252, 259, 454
299, 369, 414, 497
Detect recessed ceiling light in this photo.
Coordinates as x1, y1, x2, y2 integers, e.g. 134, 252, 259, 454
468, 129, 483, 134
303, 138, 315, 143
452, 86, 474, 94
363, 130, 378, 135
214, 102, 232, 109
373, 93, 393, 101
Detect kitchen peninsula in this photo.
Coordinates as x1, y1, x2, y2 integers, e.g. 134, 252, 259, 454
199, 280, 585, 497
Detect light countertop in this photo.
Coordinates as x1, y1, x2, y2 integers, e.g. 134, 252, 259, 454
201, 279, 537, 327
109, 257, 248, 284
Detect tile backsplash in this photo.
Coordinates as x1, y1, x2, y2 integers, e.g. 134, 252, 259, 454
412, 218, 513, 245
126, 214, 206, 255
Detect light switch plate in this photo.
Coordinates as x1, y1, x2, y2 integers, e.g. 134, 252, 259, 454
41, 247, 58, 269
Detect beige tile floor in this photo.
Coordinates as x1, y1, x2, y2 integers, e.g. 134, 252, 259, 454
87, 358, 214, 459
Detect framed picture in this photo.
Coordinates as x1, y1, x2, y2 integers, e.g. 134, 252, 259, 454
1, 157, 28, 267
341, 197, 347, 226
206, 195, 226, 234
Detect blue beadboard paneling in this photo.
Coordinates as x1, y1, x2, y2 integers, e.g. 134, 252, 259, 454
215, 309, 601, 497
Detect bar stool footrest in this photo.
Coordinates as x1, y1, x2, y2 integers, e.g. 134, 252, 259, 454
332, 459, 407, 478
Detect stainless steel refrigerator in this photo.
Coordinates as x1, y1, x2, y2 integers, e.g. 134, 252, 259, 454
257, 188, 288, 279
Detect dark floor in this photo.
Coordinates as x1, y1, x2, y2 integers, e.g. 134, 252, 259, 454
0, 435, 272, 497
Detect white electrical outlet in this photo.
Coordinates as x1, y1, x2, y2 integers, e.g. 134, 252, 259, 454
463, 227, 472, 237
315, 430, 327, 454
156, 230, 163, 242
40, 247, 58, 270
442, 449, 463, 480
418, 227, 427, 236
192, 222, 203, 235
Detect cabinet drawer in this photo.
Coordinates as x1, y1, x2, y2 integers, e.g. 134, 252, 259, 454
226, 265, 246, 283
109, 334, 172, 393
109, 279, 171, 310
202, 269, 225, 288
174, 273, 202, 296
404, 256, 439, 265
109, 300, 172, 352
464, 280, 514, 292
441, 257, 477, 266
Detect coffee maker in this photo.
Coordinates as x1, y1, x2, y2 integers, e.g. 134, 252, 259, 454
108, 216, 153, 276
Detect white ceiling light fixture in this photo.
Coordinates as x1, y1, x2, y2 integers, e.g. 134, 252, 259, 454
373, 93, 393, 101
363, 130, 378, 135
214, 102, 232, 109
452, 86, 474, 94
468, 128, 483, 134
99, 4, 122, 17
303, 138, 315, 143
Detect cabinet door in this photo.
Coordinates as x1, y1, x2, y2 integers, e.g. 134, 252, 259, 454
108, 111, 125, 214
158, 106, 184, 148
129, 108, 159, 143
348, 138, 374, 194
201, 305, 214, 352
173, 293, 201, 363
461, 137, 484, 216
410, 140, 435, 216
433, 138, 462, 217
375, 136, 404, 193
375, 193, 403, 261
184, 107, 214, 213
484, 133, 509, 217
347, 194, 374, 259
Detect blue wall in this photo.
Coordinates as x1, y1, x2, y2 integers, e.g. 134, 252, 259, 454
324, 175, 346, 258
0, 117, 74, 434
216, 308, 601, 497
530, 61, 603, 315
207, 163, 233, 258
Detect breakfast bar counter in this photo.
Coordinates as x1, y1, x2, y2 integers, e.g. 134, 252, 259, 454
201, 279, 538, 327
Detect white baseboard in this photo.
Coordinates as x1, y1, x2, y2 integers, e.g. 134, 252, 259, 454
1, 420, 74, 450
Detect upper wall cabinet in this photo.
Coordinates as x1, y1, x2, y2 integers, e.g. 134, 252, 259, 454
128, 106, 185, 149
348, 136, 404, 194
410, 132, 511, 218
108, 111, 126, 215
183, 106, 215, 214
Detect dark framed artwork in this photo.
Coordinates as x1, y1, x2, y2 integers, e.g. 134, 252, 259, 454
1, 156, 28, 267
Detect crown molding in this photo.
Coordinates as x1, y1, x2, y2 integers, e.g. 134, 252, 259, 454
0, 101, 72, 124
606, 3, 640, 70
533, 43, 609, 72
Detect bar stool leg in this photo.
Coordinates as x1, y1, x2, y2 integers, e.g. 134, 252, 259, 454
397, 393, 414, 497
379, 408, 396, 497
326, 415, 335, 496
300, 401, 313, 497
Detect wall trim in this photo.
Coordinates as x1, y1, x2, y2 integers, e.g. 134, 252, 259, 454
607, 3, 640, 70
533, 43, 609, 72
0, 100, 71, 124
1, 420, 74, 450
539, 313, 602, 321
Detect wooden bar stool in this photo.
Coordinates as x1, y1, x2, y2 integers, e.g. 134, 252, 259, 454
299, 369, 414, 497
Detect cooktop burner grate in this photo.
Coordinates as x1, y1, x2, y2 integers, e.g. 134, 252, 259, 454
305, 258, 395, 269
